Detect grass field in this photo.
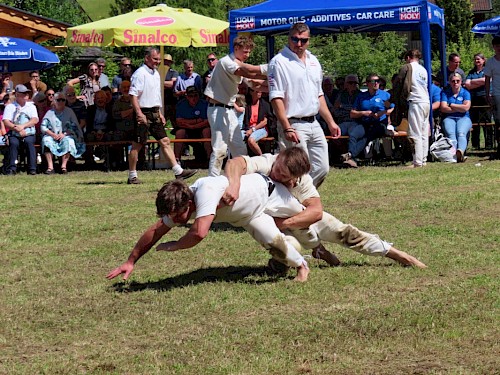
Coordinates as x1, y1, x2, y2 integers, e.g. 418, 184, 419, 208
0, 156, 499, 374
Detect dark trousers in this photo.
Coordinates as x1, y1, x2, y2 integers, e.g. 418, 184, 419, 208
9, 135, 36, 173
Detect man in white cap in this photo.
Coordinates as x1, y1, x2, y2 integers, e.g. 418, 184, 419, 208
2, 84, 39, 175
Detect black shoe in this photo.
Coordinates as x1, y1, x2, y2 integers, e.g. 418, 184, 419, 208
127, 176, 142, 185
5, 170, 16, 176
28, 170, 37, 175
175, 169, 198, 180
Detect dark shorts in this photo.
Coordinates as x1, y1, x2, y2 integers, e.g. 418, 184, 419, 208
133, 108, 168, 144
172, 127, 208, 139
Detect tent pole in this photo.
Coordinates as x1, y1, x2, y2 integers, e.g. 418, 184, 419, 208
420, 1, 433, 135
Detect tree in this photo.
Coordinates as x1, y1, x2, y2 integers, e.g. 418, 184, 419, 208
435, 0, 474, 45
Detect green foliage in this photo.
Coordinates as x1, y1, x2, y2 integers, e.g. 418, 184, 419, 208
435, 0, 474, 45
6, 0, 88, 25
310, 32, 407, 82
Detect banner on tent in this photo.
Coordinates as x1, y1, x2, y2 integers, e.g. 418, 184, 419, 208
233, 5, 444, 31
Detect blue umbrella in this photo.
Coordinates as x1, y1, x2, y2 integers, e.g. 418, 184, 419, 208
0, 36, 60, 73
472, 16, 500, 36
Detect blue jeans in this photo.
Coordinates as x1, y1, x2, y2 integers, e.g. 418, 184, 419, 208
8, 134, 37, 173
339, 121, 365, 158
442, 116, 472, 152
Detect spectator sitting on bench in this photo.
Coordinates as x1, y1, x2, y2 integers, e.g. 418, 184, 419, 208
86, 90, 114, 141
241, 88, 271, 156
174, 86, 211, 162
63, 85, 87, 133
40, 92, 85, 174
112, 80, 134, 141
341, 73, 394, 168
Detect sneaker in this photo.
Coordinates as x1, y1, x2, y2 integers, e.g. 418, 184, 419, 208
127, 176, 142, 184
44, 169, 55, 175
175, 169, 198, 180
456, 149, 464, 163
267, 258, 290, 276
343, 158, 358, 168
340, 152, 352, 162
312, 245, 341, 266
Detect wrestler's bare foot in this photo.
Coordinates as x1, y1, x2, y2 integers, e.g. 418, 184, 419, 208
386, 247, 427, 269
294, 261, 310, 282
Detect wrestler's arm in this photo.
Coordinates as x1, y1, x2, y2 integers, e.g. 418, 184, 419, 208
223, 157, 248, 205
275, 197, 323, 230
156, 215, 214, 251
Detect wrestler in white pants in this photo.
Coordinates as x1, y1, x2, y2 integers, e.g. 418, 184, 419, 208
278, 119, 329, 187
207, 106, 247, 177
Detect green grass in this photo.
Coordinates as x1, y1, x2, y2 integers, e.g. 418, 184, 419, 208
0, 157, 499, 374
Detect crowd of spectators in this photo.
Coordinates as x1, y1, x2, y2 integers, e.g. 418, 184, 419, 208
1, 37, 499, 175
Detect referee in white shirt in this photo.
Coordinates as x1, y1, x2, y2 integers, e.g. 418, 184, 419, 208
127, 47, 197, 184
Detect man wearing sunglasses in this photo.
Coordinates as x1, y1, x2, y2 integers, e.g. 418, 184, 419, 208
96, 57, 110, 88
268, 22, 341, 188
112, 57, 133, 94
202, 53, 218, 92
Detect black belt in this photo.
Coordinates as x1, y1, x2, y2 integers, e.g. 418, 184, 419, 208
259, 173, 275, 196
209, 102, 234, 109
141, 107, 160, 113
289, 116, 315, 123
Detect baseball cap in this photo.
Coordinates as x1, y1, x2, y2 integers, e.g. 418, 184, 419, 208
15, 84, 31, 93
186, 86, 199, 96
345, 74, 359, 83
164, 54, 173, 61
33, 92, 46, 103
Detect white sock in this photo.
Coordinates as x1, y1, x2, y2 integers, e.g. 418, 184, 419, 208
128, 170, 138, 179
172, 164, 183, 175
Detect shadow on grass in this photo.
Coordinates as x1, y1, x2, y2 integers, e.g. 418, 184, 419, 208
77, 181, 127, 185
111, 265, 282, 293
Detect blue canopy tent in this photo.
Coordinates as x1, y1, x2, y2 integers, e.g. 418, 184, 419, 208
229, 0, 447, 90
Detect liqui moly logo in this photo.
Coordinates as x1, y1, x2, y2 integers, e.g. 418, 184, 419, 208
400, 6, 420, 20
135, 17, 175, 27
235, 16, 255, 30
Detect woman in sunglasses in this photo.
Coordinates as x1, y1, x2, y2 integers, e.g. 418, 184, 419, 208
440, 72, 472, 162
40, 92, 86, 174
68, 62, 101, 107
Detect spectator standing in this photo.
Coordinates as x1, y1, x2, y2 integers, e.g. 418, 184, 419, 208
96, 57, 110, 88
395, 49, 430, 168
41, 92, 85, 174
127, 47, 197, 184
112, 57, 133, 94
204, 35, 266, 176
440, 72, 472, 162
2, 84, 38, 175
0, 73, 14, 101
438, 53, 466, 84
466, 53, 493, 149
163, 53, 179, 129
68, 63, 100, 107
484, 36, 500, 158
24, 70, 47, 97
242, 88, 271, 156
174, 60, 202, 98
112, 80, 134, 141
202, 53, 218, 92
174, 86, 211, 162
268, 22, 340, 187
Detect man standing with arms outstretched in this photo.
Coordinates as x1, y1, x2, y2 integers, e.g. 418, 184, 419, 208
204, 35, 267, 176
127, 47, 197, 184
268, 22, 341, 187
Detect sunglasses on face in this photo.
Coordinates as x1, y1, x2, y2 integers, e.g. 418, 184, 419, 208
98, 64, 105, 68
290, 36, 310, 44
451, 80, 461, 83
47, 93, 54, 96
207, 58, 216, 62
66, 93, 76, 97
369, 79, 380, 84
56, 98, 66, 102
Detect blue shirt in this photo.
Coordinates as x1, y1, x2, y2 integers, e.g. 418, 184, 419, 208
465, 68, 486, 97
353, 89, 393, 124
430, 84, 441, 104
440, 87, 471, 118
176, 98, 208, 120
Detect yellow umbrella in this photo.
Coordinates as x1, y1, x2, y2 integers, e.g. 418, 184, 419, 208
65, 4, 229, 47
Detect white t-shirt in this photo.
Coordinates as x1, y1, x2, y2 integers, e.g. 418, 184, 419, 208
268, 46, 324, 117
204, 54, 242, 105
2, 100, 38, 137
242, 154, 320, 203
162, 174, 270, 228
408, 61, 430, 103
484, 56, 500, 96
129, 64, 162, 108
